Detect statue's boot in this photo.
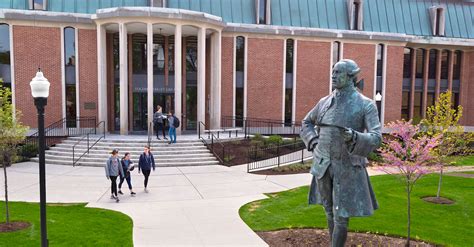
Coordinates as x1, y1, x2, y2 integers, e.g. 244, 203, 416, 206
331, 217, 349, 247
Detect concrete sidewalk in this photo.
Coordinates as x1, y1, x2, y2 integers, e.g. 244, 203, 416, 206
1, 162, 312, 246
2, 162, 473, 246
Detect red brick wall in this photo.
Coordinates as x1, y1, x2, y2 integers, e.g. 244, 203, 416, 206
246, 38, 284, 120
221, 37, 234, 120
460, 51, 474, 125
384, 45, 404, 124
13, 26, 62, 128
295, 40, 331, 122
343, 43, 375, 99
78, 29, 98, 119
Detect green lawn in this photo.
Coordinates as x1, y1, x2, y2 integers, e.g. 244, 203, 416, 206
445, 154, 474, 166
0, 202, 133, 246
239, 174, 474, 246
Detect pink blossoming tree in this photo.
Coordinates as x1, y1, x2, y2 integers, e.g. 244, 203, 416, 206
378, 120, 440, 247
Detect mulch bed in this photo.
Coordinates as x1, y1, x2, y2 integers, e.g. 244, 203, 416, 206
257, 229, 436, 247
0, 221, 31, 232
422, 196, 455, 205
252, 168, 310, 176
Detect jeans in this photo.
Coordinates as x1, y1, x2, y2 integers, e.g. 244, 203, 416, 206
119, 175, 132, 190
109, 176, 118, 196
169, 127, 177, 143
142, 169, 151, 188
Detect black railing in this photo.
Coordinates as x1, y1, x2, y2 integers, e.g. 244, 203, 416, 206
72, 121, 106, 166
221, 116, 301, 138
247, 140, 307, 172
198, 121, 227, 166
24, 117, 98, 153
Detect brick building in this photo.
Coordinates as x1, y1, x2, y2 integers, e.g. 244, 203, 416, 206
0, 0, 473, 134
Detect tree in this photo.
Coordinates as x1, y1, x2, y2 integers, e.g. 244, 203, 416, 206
0, 84, 29, 224
378, 120, 440, 247
420, 91, 474, 199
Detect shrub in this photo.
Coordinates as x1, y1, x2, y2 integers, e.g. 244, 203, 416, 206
265, 135, 283, 146
368, 152, 383, 162
18, 144, 38, 158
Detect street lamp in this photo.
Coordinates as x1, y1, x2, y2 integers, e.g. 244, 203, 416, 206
30, 68, 50, 247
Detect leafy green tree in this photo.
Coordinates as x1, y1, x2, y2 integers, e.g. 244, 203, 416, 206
0, 84, 29, 224
420, 91, 474, 198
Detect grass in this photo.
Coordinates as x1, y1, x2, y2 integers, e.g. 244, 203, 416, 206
239, 174, 474, 246
0, 201, 133, 246
444, 154, 474, 166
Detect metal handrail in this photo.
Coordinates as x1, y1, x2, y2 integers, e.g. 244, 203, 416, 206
198, 121, 227, 165
221, 116, 301, 138
72, 121, 106, 167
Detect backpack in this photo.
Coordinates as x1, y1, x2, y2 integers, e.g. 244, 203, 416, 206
173, 116, 180, 128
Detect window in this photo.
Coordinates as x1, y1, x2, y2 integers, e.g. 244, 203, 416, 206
415, 49, 425, 79
235, 36, 245, 126
428, 49, 437, 80
284, 39, 294, 126
440, 50, 449, 81
452, 51, 462, 109
332, 41, 341, 66
256, 0, 270, 25
403, 48, 413, 79
150, 0, 165, 7
348, 0, 363, 30
64, 27, 76, 127
0, 24, 11, 91
375, 44, 384, 121
30, 0, 46, 10
401, 48, 413, 120
429, 6, 445, 36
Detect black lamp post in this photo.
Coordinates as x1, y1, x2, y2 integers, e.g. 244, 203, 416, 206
30, 68, 50, 247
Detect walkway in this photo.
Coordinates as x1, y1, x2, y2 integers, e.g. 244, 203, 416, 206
2, 162, 473, 246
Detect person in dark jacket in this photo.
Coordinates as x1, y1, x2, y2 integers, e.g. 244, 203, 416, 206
138, 146, 155, 193
153, 105, 167, 140
118, 152, 136, 196
105, 149, 124, 202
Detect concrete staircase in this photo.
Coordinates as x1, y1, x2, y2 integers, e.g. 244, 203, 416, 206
31, 136, 219, 167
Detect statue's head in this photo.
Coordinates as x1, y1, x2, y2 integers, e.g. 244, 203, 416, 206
331, 59, 360, 90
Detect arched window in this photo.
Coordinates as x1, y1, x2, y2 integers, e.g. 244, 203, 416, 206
0, 24, 11, 90
64, 27, 77, 127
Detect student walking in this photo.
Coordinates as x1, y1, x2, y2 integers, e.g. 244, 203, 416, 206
153, 105, 167, 140
105, 149, 124, 202
167, 111, 179, 144
118, 152, 136, 196
138, 146, 155, 193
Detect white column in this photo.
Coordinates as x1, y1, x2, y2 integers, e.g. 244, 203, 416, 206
147, 23, 154, 135
61, 26, 66, 120
119, 23, 128, 135
197, 27, 206, 128
174, 24, 182, 135
75, 28, 80, 127
8, 24, 16, 117
97, 24, 108, 131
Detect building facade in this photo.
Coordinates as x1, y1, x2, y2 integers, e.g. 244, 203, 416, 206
0, 0, 473, 134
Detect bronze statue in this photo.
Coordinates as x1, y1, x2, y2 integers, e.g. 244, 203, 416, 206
300, 59, 382, 247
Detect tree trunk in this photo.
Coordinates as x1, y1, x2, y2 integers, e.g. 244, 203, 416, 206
436, 166, 444, 198
406, 187, 411, 247
3, 153, 10, 224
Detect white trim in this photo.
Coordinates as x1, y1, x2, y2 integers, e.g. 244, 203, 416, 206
119, 22, 128, 135
329, 41, 334, 94
292, 39, 297, 123
147, 23, 153, 134
281, 39, 286, 123
197, 26, 206, 127
174, 24, 182, 134
8, 24, 16, 116
373, 45, 378, 100
381, 44, 387, 125
75, 27, 80, 127
60, 26, 66, 120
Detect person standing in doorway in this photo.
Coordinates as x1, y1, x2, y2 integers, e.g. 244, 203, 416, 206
153, 105, 167, 140
138, 146, 155, 193
167, 111, 179, 144
118, 152, 136, 196
105, 149, 124, 203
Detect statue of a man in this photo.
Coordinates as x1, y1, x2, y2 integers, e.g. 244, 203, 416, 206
300, 59, 382, 247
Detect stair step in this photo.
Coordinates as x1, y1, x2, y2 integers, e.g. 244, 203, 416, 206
45, 150, 214, 158
31, 158, 220, 167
